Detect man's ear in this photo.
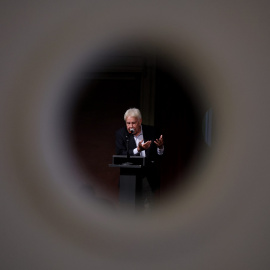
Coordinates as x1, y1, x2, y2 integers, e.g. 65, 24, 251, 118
139, 119, 142, 125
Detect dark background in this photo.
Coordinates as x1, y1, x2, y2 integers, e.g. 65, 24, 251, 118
68, 48, 210, 206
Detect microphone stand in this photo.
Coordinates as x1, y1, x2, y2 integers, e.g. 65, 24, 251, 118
124, 129, 134, 165
126, 134, 130, 161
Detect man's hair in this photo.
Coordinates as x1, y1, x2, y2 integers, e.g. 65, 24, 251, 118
124, 108, 142, 121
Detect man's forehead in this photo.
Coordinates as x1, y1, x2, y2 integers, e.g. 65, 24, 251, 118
126, 116, 138, 122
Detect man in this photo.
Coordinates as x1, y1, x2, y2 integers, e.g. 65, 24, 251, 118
115, 108, 164, 208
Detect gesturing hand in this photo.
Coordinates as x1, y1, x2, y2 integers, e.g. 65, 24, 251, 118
137, 139, 152, 152
154, 135, 164, 149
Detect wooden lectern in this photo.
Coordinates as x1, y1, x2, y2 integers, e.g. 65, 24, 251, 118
109, 155, 145, 209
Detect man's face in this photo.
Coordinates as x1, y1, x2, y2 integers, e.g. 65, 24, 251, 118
126, 116, 142, 136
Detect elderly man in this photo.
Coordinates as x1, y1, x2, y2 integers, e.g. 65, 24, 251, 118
115, 108, 164, 209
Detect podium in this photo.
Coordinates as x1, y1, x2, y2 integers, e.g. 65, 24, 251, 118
109, 155, 145, 208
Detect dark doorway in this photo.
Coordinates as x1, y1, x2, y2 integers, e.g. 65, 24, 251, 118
154, 61, 205, 196
69, 49, 206, 207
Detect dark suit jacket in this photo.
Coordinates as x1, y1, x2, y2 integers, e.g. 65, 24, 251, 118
115, 124, 163, 190
115, 125, 161, 159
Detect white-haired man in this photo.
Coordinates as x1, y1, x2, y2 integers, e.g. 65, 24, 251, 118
115, 108, 164, 208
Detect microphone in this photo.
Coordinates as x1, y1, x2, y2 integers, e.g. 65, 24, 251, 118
129, 128, 135, 134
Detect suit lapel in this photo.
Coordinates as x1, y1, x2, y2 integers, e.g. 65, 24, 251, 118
129, 135, 137, 150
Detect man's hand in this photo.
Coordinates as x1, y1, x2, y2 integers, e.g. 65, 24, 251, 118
137, 139, 152, 152
154, 135, 164, 149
